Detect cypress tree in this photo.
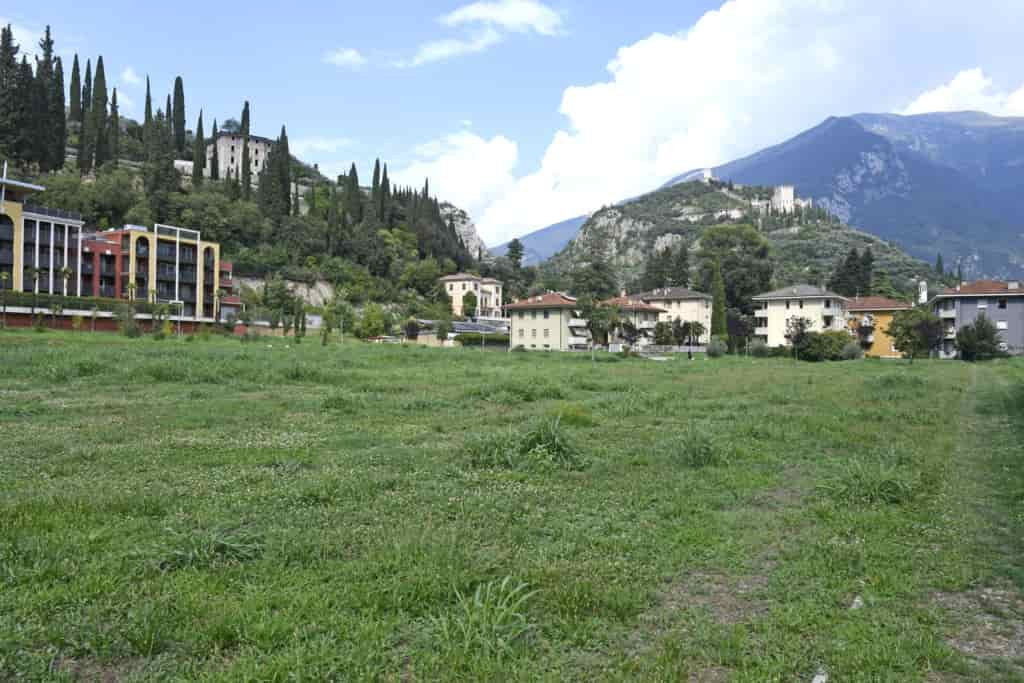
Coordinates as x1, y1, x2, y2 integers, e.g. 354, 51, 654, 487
292, 182, 299, 217
51, 56, 66, 171
278, 125, 291, 217
0, 25, 19, 160
935, 253, 944, 276
240, 101, 251, 199
81, 59, 91, 123
31, 26, 56, 170
90, 56, 108, 169
172, 76, 186, 157
344, 163, 361, 223
380, 163, 390, 223
143, 77, 152, 127
165, 94, 172, 131
68, 54, 81, 123
710, 260, 728, 341
108, 88, 119, 166
326, 184, 338, 256
192, 110, 204, 186
209, 119, 219, 180
371, 158, 381, 204
859, 247, 874, 295
11, 57, 34, 163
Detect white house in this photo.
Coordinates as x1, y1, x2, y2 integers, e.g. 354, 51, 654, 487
752, 285, 848, 347
636, 287, 713, 344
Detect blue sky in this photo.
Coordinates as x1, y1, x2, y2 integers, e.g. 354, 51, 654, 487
4, 1, 1024, 244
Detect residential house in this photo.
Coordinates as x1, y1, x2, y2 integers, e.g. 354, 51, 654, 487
846, 296, 912, 359
752, 285, 848, 347
931, 280, 1024, 358
507, 292, 589, 351
636, 287, 712, 343
439, 273, 504, 318
601, 294, 667, 349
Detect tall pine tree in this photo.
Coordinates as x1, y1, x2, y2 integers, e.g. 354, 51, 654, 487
90, 56, 108, 169
50, 56, 66, 171
209, 119, 219, 180
81, 58, 91, 123
172, 76, 185, 157
68, 54, 81, 123
0, 25, 20, 160
240, 101, 251, 199
671, 243, 690, 288
191, 110, 204, 186
108, 88, 119, 166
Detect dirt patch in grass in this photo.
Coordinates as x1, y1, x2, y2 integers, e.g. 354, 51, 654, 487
689, 666, 732, 681
53, 656, 146, 682
667, 571, 772, 625
932, 583, 1024, 664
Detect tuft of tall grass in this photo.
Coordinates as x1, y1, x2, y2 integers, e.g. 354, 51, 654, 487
818, 458, 920, 506
148, 527, 264, 572
671, 423, 727, 468
431, 576, 538, 660
466, 418, 586, 471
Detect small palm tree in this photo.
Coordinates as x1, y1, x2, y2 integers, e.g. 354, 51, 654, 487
51, 301, 62, 329
0, 271, 9, 329
90, 306, 99, 333
126, 281, 137, 301
60, 266, 72, 298
29, 267, 41, 322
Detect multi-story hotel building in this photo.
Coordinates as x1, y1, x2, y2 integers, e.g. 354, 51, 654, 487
2, 171, 238, 321
439, 273, 504, 318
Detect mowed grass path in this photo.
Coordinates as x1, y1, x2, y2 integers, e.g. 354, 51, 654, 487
1, 331, 1022, 681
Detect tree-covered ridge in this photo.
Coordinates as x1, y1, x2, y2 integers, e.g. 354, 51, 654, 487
548, 180, 937, 299
0, 23, 475, 309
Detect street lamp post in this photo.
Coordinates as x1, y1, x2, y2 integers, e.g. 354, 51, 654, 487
171, 299, 184, 337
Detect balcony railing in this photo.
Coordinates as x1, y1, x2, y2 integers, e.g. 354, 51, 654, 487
179, 270, 196, 284
568, 336, 590, 346
80, 262, 94, 275
568, 318, 588, 327
99, 286, 116, 298
755, 327, 769, 336
939, 308, 956, 319
23, 204, 82, 221
100, 264, 116, 276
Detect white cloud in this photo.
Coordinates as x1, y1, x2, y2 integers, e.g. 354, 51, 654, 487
454, 0, 1024, 244
119, 66, 142, 87
393, 131, 519, 226
323, 47, 367, 69
396, 28, 502, 68
115, 92, 136, 116
902, 68, 1024, 116
397, 0, 561, 67
441, 0, 563, 36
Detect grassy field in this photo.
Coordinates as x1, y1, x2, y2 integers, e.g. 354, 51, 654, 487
1, 330, 1022, 681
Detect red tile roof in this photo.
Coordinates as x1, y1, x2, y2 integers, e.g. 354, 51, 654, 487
506, 292, 578, 310
600, 296, 666, 314
941, 280, 1024, 296
439, 272, 480, 282
846, 296, 912, 312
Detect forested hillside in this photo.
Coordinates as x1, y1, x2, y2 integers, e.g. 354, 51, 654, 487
0, 24, 474, 312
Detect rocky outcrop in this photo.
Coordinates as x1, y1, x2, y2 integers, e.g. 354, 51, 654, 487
440, 202, 489, 260
238, 277, 336, 307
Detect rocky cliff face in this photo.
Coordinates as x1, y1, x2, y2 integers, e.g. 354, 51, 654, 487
440, 202, 489, 261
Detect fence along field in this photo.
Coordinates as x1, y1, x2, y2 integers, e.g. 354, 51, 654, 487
0, 330, 1022, 680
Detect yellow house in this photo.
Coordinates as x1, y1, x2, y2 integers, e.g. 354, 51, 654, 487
846, 296, 912, 359
439, 273, 504, 318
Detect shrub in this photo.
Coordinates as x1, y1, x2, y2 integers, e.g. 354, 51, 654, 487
673, 423, 725, 468
115, 305, 142, 338
956, 314, 1008, 361
706, 338, 727, 358
750, 340, 770, 358
431, 576, 537, 660
798, 331, 850, 362
321, 391, 360, 414
840, 341, 864, 360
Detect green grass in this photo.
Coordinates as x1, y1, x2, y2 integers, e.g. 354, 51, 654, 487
1, 329, 1023, 681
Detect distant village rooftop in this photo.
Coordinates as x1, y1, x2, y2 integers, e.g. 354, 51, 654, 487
637, 287, 712, 301
846, 296, 912, 312
506, 292, 578, 310
936, 280, 1024, 297
753, 285, 846, 301
601, 295, 666, 314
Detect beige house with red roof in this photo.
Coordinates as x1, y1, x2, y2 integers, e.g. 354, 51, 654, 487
601, 294, 667, 349
636, 287, 713, 344
931, 280, 1024, 358
507, 292, 589, 351
846, 296, 912, 359
439, 273, 504, 318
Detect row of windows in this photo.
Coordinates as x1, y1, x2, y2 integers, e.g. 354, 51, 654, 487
783, 299, 832, 310
517, 328, 551, 338
517, 310, 552, 319
978, 299, 1009, 310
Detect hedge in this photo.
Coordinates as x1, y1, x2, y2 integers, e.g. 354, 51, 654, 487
454, 333, 510, 347
0, 291, 158, 314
